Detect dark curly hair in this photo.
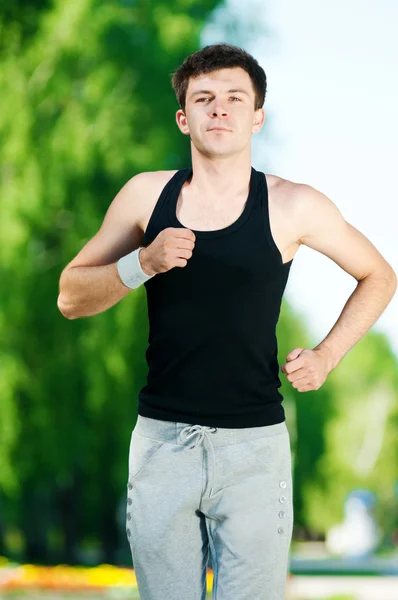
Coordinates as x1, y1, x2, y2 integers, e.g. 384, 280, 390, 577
171, 43, 267, 112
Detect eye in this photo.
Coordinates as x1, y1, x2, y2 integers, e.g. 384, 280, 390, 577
230, 97, 241, 101
196, 97, 210, 102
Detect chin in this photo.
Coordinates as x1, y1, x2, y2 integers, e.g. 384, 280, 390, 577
199, 142, 235, 157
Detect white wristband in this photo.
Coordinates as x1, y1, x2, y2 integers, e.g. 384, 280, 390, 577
117, 247, 155, 289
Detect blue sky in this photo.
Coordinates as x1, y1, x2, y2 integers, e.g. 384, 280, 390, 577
202, 0, 398, 357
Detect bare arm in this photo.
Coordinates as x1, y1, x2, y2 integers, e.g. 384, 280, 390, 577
281, 184, 397, 392
58, 263, 131, 319
57, 173, 152, 319
294, 184, 397, 369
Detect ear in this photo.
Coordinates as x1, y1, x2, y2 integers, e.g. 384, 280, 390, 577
176, 109, 190, 135
252, 108, 265, 134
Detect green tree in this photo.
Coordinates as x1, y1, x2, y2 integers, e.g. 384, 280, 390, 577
0, 0, 223, 563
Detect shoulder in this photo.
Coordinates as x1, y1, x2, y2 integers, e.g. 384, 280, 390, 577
264, 173, 341, 222
120, 170, 179, 218
264, 173, 302, 220
264, 174, 347, 251
117, 170, 180, 234
264, 173, 306, 198
102, 170, 179, 228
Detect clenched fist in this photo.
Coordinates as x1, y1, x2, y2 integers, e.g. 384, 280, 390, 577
139, 227, 196, 276
281, 347, 332, 392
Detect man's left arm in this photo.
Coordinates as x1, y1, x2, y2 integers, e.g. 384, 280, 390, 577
281, 183, 397, 392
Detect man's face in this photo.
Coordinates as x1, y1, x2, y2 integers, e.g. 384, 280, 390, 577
176, 67, 264, 158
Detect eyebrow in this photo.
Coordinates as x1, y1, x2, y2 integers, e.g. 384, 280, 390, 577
190, 88, 250, 98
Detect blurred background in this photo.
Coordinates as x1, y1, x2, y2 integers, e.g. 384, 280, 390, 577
0, 0, 397, 598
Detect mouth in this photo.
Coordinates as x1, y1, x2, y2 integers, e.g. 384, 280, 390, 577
208, 127, 231, 132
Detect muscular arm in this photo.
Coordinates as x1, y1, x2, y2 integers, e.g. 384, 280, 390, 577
58, 264, 130, 319
57, 173, 152, 319
294, 184, 397, 371
280, 183, 397, 392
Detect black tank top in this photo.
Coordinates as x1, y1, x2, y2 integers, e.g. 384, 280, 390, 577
138, 167, 294, 428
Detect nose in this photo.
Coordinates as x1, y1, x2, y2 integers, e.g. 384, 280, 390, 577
212, 108, 228, 117
210, 99, 228, 118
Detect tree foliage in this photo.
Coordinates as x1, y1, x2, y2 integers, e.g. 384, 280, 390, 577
0, 0, 223, 562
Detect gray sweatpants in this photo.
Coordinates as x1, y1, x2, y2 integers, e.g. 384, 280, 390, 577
126, 415, 294, 600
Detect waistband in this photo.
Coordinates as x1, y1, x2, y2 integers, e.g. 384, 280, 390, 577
133, 416, 288, 499
134, 415, 287, 445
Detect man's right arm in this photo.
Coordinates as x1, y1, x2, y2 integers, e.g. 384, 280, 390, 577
57, 173, 152, 320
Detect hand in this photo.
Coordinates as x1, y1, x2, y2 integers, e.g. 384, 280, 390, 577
140, 227, 196, 276
280, 347, 330, 392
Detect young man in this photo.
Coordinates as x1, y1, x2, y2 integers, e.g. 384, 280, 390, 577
57, 44, 396, 600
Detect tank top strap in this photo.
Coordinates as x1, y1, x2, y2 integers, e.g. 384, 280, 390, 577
143, 169, 190, 247
257, 170, 285, 263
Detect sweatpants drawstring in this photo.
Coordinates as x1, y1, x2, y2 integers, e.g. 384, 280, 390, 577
178, 425, 218, 497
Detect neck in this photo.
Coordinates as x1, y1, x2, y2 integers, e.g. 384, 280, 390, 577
188, 147, 252, 201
